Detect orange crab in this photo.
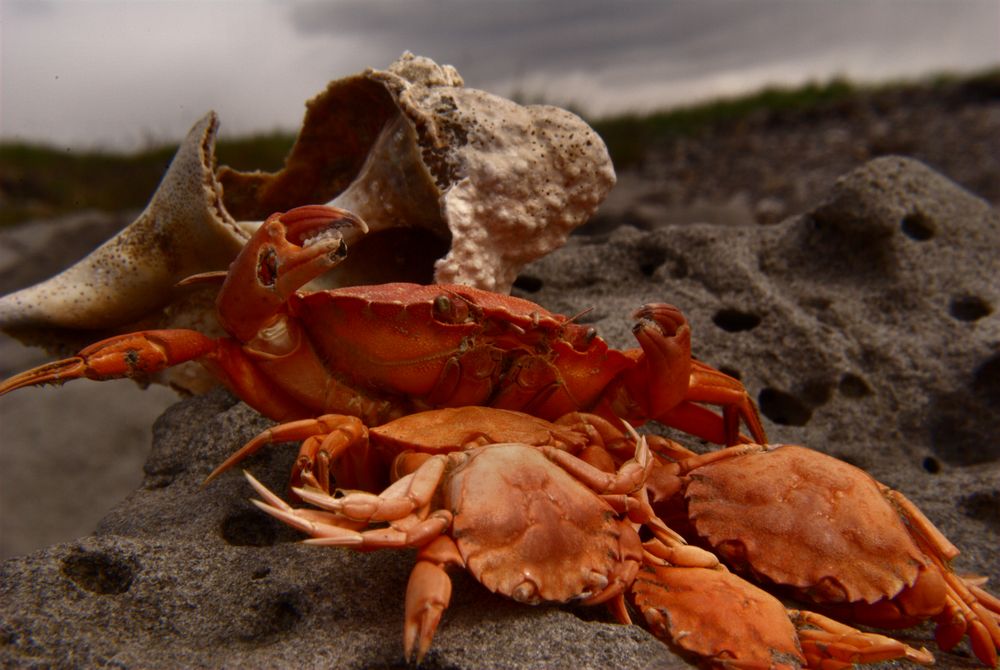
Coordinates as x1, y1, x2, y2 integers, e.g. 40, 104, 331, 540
230, 406, 998, 666
0, 205, 763, 453
651, 441, 1000, 667
207, 401, 633, 493
243, 412, 931, 669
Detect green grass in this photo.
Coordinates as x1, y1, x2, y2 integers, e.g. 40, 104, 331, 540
590, 78, 858, 168
590, 68, 1000, 168
0, 132, 295, 227
1, 69, 996, 227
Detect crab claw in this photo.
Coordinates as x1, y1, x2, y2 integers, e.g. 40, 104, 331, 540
217, 205, 368, 341
625, 303, 766, 446
266, 204, 369, 295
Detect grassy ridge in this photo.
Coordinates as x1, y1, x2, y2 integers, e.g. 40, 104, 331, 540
0, 133, 295, 227
1, 69, 996, 227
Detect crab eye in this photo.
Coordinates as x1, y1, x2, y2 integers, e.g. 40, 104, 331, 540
568, 327, 598, 351
257, 247, 278, 287
433, 294, 470, 324
433, 295, 451, 317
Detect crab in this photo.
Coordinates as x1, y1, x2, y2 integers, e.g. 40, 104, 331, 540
0, 204, 764, 455
230, 406, 998, 666
206, 401, 639, 493
650, 441, 1000, 667
242, 412, 932, 669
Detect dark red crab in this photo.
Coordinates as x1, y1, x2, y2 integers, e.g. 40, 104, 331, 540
0, 205, 764, 464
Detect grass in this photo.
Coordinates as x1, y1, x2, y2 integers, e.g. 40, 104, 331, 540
590, 78, 859, 168
591, 67, 1000, 168
1, 69, 996, 227
0, 132, 295, 227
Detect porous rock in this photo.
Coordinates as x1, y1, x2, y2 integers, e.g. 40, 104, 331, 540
0, 390, 681, 669
1, 156, 997, 668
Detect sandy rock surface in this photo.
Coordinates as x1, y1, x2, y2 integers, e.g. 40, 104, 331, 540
1, 156, 997, 668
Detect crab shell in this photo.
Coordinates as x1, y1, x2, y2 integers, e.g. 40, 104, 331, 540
0, 53, 615, 383
291, 283, 632, 417
683, 445, 935, 609
445, 444, 643, 605
632, 563, 805, 668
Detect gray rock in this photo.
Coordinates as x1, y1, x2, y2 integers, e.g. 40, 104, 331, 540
1, 156, 997, 668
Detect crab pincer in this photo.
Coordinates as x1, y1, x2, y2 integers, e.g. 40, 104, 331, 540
0, 205, 369, 419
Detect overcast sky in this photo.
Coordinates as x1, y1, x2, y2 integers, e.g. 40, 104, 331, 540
2, 0, 998, 150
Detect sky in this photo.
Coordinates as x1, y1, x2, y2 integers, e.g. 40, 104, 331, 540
1, 0, 998, 150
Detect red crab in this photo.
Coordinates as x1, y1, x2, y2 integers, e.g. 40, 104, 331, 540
0, 205, 764, 453
242, 409, 931, 668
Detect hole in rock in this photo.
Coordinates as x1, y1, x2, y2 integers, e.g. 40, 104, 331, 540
221, 510, 278, 547
838, 373, 871, 398
712, 309, 761, 333
927, 391, 1000, 466
61, 548, 135, 595
669, 257, 689, 279
263, 598, 301, 635
922, 456, 941, 474
513, 274, 544, 293
241, 595, 303, 642
801, 378, 833, 406
973, 353, 1000, 406
252, 566, 271, 580
638, 246, 668, 278
959, 491, 1000, 529
758, 388, 812, 426
900, 212, 935, 241
949, 295, 992, 322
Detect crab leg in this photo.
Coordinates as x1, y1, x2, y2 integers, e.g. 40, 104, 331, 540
0, 329, 218, 395
0, 327, 317, 421
298, 455, 448, 522
245, 470, 452, 548
790, 610, 935, 668
537, 429, 651, 496
205, 414, 371, 491
615, 303, 767, 446
686, 359, 766, 444
888, 488, 1000, 666
245, 471, 366, 542
404, 536, 466, 663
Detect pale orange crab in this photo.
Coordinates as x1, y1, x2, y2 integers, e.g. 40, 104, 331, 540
0, 205, 764, 455
243, 409, 931, 669
229, 406, 998, 666
650, 441, 1000, 667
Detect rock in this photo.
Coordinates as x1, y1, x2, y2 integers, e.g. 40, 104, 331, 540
0, 389, 683, 669
1, 156, 997, 668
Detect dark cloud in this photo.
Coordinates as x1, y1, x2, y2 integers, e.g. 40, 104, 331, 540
289, 0, 999, 96
3, 0, 997, 147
